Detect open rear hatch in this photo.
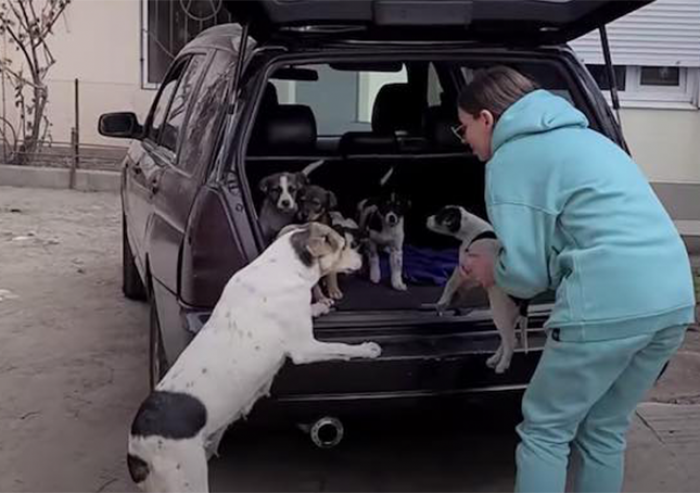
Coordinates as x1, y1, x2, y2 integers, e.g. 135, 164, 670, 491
223, 0, 654, 44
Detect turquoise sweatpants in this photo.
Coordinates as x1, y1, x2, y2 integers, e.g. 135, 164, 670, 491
515, 324, 687, 493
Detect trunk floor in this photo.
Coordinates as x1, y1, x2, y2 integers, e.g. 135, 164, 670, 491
333, 275, 489, 311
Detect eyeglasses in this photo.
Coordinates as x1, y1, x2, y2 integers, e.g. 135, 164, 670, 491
451, 124, 466, 143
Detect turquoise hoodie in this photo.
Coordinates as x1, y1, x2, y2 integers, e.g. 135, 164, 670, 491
486, 89, 695, 341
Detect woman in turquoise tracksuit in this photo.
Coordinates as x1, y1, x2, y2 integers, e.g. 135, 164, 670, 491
457, 66, 695, 493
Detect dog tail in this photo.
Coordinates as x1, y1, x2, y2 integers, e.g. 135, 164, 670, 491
301, 159, 326, 176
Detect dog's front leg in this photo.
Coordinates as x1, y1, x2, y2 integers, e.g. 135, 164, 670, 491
389, 247, 407, 291
288, 340, 382, 364
436, 267, 469, 313
325, 272, 343, 300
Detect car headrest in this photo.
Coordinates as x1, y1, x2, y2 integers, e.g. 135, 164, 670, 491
371, 83, 423, 135
261, 82, 278, 110
256, 104, 317, 153
339, 132, 397, 155
424, 106, 464, 151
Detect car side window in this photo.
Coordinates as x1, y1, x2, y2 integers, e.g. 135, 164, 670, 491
160, 54, 208, 154
176, 51, 232, 175
146, 61, 187, 144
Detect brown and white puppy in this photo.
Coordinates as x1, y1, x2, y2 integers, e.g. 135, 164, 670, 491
127, 223, 380, 493
296, 185, 348, 302
258, 172, 308, 244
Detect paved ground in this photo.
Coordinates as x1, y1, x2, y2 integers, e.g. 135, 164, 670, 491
1, 186, 699, 492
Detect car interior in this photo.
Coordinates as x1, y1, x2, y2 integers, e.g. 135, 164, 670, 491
241, 58, 575, 313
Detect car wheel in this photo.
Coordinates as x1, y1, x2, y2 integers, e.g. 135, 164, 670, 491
122, 215, 147, 301
149, 296, 169, 390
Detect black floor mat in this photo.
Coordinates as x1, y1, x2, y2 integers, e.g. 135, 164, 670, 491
333, 275, 489, 311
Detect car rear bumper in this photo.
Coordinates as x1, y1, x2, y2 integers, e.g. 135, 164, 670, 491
180, 305, 547, 422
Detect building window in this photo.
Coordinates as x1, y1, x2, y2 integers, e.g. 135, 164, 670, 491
142, 0, 232, 87
640, 66, 680, 87
586, 65, 699, 108
586, 65, 627, 91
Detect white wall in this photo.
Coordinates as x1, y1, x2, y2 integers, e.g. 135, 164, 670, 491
3, 0, 156, 146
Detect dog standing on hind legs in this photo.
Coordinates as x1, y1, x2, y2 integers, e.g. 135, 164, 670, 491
427, 205, 529, 373
127, 223, 381, 493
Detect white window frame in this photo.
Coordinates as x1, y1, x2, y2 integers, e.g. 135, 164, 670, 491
598, 65, 700, 110
140, 0, 159, 90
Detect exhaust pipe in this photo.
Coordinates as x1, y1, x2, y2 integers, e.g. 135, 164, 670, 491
307, 416, 344, 449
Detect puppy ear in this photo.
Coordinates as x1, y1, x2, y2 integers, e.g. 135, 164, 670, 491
259, 176, 273, 193
306, 223, 341, 257
296, 172, 309, 187
327, 191, 338, 210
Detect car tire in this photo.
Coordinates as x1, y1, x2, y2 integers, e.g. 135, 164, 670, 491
122, 215, 147, 301
149, 295, 169, 390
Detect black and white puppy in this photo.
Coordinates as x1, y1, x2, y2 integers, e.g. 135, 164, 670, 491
358, 192, 410, 291
127, 223, 381, 493
426, 205, 529, 373
258, 172, 308, 244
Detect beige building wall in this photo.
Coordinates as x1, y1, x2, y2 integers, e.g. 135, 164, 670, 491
2, 0, 155, 147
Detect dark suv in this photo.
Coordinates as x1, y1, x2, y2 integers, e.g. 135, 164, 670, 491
99, 0, 649, 424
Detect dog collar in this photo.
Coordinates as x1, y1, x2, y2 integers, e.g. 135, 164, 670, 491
468, 230, 497, 247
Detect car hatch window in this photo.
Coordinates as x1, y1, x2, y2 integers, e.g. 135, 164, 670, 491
159, 54, 208, 155
146, 60, 187, 144
177, 51, 232, 175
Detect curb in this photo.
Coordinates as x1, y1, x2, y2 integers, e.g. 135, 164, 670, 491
0, 165, 120, 192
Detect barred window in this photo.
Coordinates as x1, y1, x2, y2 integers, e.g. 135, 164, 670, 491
144, 0, 232, 86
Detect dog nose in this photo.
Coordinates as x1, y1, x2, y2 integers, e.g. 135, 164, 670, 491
280, 199, 291, 208
387, 214, 397, 225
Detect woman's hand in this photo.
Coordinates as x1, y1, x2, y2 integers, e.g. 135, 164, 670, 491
461, 252, 496, 289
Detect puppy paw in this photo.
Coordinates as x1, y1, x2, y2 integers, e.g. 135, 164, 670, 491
328, 286, 344, 300
486, 353, 500, 369
435, 302, 449, 316
359, 342, 382, 359
311, 302, 332, 318
391, 279, 408, 291
495, 361, 510, 374
369, 270, 381, 284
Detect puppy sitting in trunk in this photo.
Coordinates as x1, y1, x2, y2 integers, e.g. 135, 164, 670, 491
258, 172, 308, 244
358, 192, 410, 291
427, 205, 529, 373
127, 223, 381, 493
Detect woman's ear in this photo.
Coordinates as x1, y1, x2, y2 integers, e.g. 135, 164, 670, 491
480, 109, 495, 130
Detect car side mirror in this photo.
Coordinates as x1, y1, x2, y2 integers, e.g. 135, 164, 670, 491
98, 112, 143, 140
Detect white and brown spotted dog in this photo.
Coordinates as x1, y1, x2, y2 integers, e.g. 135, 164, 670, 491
127, 223, 381, 493
427, 205, 529, 373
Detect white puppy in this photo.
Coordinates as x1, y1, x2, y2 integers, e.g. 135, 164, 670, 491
427, 206, 528, 374
127, 223, 382, 493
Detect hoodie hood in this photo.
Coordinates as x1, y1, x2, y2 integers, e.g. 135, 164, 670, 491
491, 89, 589, 152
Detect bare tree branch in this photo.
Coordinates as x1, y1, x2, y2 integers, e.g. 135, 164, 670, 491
4, 25, 36, 76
